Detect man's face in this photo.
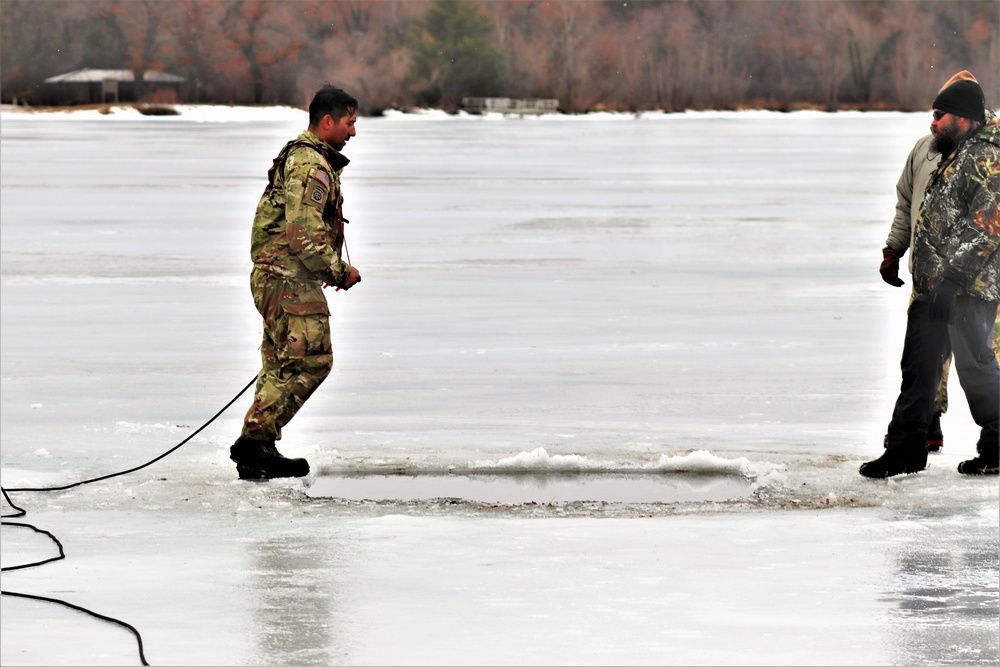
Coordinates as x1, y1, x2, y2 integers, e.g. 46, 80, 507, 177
321, 109, 357, 151
931, 109, 958, 137
930, 109, 971, 156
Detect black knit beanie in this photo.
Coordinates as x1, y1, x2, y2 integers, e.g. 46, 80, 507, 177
933, 79, 986, 122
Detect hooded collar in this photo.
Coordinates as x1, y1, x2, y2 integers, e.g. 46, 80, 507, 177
301, 130, 350, 171
975, 110, 1000, 148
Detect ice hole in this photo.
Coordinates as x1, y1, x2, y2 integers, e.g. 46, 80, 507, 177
306, 471, 753, 504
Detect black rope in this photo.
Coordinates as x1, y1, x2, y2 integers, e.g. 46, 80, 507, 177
2, 591, 150, 666
2, 485, 26, 519
0, 520, 65, 571
5, 376, 257, 493
1, 375, 257, 667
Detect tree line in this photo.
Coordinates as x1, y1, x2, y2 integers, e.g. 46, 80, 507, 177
2, 0, 997, 114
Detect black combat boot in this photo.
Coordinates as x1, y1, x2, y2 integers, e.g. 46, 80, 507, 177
860, 440, 928, 479
230, 435, 310, 480
957, 438, 999, 476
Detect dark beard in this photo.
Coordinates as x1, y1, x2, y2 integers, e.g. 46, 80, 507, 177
932, 121, 981, 158
931, 129, 958, 158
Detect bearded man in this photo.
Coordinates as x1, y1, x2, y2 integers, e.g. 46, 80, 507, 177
861, 78, 1000, 478
878, 71, 1000, 454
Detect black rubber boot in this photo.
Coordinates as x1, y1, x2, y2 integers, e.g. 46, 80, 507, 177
860, 441, 928, 479
230, 436, 310, 480
957, 439, 999, 476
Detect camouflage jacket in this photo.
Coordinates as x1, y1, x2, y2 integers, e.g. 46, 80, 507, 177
250, 130, 353, 288
913, 117, 1000, 302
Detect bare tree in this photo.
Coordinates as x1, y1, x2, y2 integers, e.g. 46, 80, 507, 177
304, 0, 417, 113
547, 0, 595, 111
221, 0, 303, 104
0, 0, 78, 102
159, 1, 224, 103
103, 0, 167, 100
888, 2, 938, 110
843, 3, 903, 106
809, 1, 850, 111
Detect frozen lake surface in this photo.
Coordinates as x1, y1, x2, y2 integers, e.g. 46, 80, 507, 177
307, 470, 755, 504
1, 105, 997, 665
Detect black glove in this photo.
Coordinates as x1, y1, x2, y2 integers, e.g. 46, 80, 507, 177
879, 247, 904, 287
927, 274, 962, 323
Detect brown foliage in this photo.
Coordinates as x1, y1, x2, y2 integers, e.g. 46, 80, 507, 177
2, 0, 997, 112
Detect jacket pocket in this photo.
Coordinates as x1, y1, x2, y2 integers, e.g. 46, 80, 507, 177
279, 280, 330, 316
280, 300, 330, 317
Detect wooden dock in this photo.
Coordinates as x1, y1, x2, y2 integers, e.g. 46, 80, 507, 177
461, 97, 559, 115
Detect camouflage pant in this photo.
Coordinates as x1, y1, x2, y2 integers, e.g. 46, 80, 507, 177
931, 300, 1000, 415
242, 269, 333, 441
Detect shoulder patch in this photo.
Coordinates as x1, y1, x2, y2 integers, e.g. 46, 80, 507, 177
303, 168, 330, 211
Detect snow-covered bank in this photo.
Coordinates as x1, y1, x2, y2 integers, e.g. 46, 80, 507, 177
0, 103, 307, 122
1, 101, 939, 123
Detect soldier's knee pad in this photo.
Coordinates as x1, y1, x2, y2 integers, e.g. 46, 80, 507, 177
302, 353, 334, 380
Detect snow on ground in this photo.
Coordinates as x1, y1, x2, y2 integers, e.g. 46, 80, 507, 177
1, 106, 997, 666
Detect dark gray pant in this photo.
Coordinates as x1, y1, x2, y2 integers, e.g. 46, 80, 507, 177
887, 295, 999, 457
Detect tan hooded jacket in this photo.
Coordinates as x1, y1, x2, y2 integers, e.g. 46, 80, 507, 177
884, 71, 981, 274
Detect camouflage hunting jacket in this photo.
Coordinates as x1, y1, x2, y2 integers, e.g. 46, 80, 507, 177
250, 130, 353, 289
912, 117, 1000, 302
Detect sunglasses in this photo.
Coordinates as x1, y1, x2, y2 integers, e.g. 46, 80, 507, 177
932, 110, 947, 121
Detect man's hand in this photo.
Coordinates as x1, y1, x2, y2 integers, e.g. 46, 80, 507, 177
341, 266, 362, 290
323, 267, 362, 291
927, 274, 961, 323
879, 246, 905, 287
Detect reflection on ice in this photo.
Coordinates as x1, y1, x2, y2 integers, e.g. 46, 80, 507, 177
249, 536, 340, 667
881, 508, 1000, 666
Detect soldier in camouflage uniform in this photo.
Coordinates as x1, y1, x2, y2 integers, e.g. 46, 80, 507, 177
231, 85, 362, 480
879, 71, 1000, 452
862, 79, 1000, 478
